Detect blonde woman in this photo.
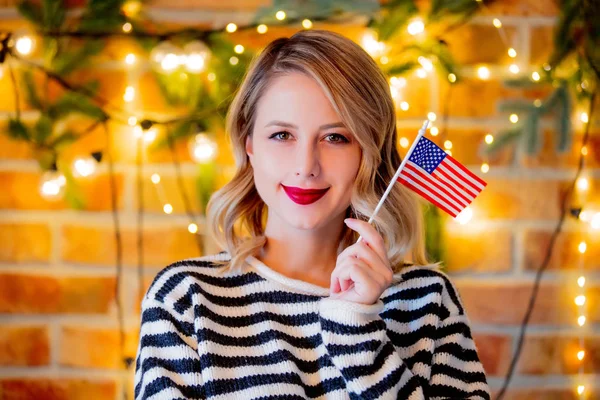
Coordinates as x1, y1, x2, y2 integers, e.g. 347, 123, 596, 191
134, 29, 490, 400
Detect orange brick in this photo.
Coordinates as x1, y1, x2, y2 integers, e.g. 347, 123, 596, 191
444, 227, 512, 273
0, 326, 50, 366
478, 0, 559, 16
471, 333, 512, 377
0, 132, 34, 160
60, 326, 138, 369
443, 24, 518, 65
530, 26, 555, 66
517, 335, 600, 375
0, 274, 115, 314
439, 78, 514, 118
61, 225, 203, 267
455, 281, 600, 325
522, 130, 600, 169
0, 223, 51, 263
394, 76, 431, 118
473, 178, 562, 220
491, 388, 591, 400
0, 171, 124, 211
0, 378, 116, 400
524, 230, 600, 271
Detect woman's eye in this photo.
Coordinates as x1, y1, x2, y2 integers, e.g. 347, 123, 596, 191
325, 134, 350, 144
269, 132, 291, 140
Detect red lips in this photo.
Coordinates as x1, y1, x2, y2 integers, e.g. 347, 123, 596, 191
282, 185, 329, 205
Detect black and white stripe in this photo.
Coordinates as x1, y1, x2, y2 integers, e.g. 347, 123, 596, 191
134, 252, 490, 399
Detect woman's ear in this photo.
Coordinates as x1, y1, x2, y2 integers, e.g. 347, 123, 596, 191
245, 135, 254, 165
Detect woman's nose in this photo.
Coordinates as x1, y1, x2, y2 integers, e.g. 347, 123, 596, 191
295, 144, 320, 178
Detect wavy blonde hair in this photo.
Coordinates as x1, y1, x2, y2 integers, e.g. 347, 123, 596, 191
206, 29, 437, 274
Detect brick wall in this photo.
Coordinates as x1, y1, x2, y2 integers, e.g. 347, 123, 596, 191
0, 1, 599, 399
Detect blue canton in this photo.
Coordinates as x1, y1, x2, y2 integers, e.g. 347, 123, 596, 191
407, 136, 447, 174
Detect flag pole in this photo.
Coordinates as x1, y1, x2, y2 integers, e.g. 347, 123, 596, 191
356, 119, 430, 244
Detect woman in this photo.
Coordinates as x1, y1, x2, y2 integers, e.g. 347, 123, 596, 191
134, 29, 491, 399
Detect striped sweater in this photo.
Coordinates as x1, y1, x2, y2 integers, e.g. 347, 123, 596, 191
134, 251, 491, 400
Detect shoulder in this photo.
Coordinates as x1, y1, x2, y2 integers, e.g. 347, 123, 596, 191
143, 251, 234, 305
385, 263, 466, 320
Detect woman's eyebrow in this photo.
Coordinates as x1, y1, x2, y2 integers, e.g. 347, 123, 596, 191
264, 121, 346, 130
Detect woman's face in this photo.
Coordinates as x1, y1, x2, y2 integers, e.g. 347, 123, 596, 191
246, 72, 362, 232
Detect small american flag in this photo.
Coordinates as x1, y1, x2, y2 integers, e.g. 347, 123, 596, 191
397, 135, 487, 218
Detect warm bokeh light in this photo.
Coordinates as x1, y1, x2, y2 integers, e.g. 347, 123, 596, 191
477, 66, 490, 80
226, 23, 237, 33
257, 24, 268, 34
188, 223, 198, 234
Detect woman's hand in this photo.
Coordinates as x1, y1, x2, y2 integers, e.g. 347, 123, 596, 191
329, 218, 394, 305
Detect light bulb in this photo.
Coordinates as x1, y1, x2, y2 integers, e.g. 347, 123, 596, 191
13, 30, 35, 56
302, 19, 312, 29
532, 72, 540, 81
576, 177, 589, 192
183, 40, 211, 73
234, 44, 244, 54
578, 241, 587, 254
455, 207, 473, 224
448, 73, 457, 83
72, 157, 98, 178
276, 10, 286, 20
188, 223, 198, 234
400, 102, 409, 111
481, 163, 489, 173
123, 86, 135, 102
577, 276, 585, 287
591, 212, 600, 230
509, 64, 520, 74
428, 112, 437, 121
580, 112, 589, 123
493, 18, 502, 28
577, 385, 585, 395
418, 56, 433, 71
122, 22, 132, 33
577, 350, 585, 360
407, 18, 425, 35
510, 114, 519, 123
257, 24, 267, 34
477, 66, 490, 80
508, 48, 517, 58
150, 41, 181, 72
361, 30, 386, 57
189, 133, 218, 163
125, 53, 136, 65
485, 134, 494, 144
163, 204, 173, 214
226, 23, 237, 33
578, 315, 586, 326
574, 295, 586, 306
430, 127, 439, 136
399, 137, 409, 148
444, 140, 452, 150
40, 170, 66, 201
416, 68, 427, 78
151, 173, 161, 184
230, 56, 239, 65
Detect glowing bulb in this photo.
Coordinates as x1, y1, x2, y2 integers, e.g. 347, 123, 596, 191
234, 44, 244, 54
161, 53, 180, 71
577, 350, 585, 360
226, 23, 237, 33
123, 86, 135, 102
128, 116, 137, 126
576, 177, 589, 191
581, 146, 588, 156
534, 99, 542, 107
276, 10, 286, 20
150, 41, 181, 72
15, 35, 34, 55
531, 72, 540, 81
143, 128, 157, 143
448, 73, 457, 83
400, 102, 409, 111
163, 204, 173, 214
493, 18, 502, 28
122, 22, 132, 33
184, 41, 211, 73
399, 137, 409, 148
40, 170, 66, 201
125, 53, 136, 65
257, 24, 268, 34
188, 223, 198, 234
485, 134, 494, 144
72, 157, 98, 178
418, 56, 433, 72
427, 112, 437, 121
508, 48, 517, 58
477, 66, 490, 80
302, 19, 312, 29
444, 140, 452, 150
361, 30, 386, 57
430, 127, 439, 136
509, 64, 520, 74
481, 163, 489, 173
207, 73, 216, 81
591, 213, 600, 230
455, 207, 473, 224
578, 241, 587, 254
578, 276, 585, 287
578, 316, 586, 326
510, 114, 519, 123
151, 174, 160, 184
580, 112, 589, 123
189, 133, 218, 163
230, 56, 239, 65
577, 385, 585, 395
416, 68, 427, 78
407, 18, 425, 35
575, 295, 586, 306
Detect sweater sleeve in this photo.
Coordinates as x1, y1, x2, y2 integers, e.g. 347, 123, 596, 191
318, 281, 491, 399
319, 298, 426, 399
134, 297, 204, 400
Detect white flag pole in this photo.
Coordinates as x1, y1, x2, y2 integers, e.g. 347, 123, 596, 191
356, 119, 430, 244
